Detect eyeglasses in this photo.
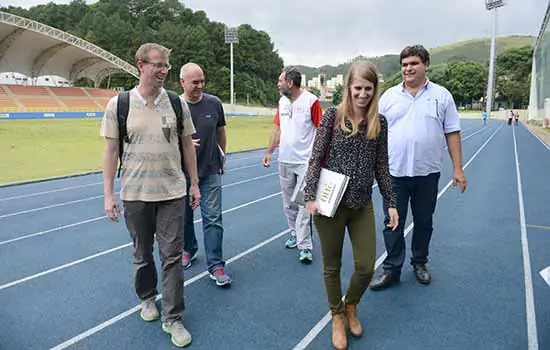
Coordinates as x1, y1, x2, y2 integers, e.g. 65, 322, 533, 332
142, 60, 171, 71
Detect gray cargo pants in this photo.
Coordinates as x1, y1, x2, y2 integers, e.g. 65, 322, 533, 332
278, 162, 313, 250
123, 196, 185, 323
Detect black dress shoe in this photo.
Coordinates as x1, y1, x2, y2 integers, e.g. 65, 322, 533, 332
413, 263, 431, 284
369, 272, 400, 291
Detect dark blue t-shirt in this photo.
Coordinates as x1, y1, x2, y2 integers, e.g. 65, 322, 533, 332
187, 93, 226, 178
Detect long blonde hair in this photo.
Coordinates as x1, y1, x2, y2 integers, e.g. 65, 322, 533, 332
336, 60, 381, 139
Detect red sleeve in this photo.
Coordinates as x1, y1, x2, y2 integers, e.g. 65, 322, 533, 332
274, 105, 280, 126
310, 99, 322, 127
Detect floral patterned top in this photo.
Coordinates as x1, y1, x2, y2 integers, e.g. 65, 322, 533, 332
303, 105, 397, 210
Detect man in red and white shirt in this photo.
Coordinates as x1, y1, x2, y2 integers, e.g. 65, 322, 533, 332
262, 66, 322, 263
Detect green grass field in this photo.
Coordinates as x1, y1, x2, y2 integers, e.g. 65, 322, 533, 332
0, 116, 274, 185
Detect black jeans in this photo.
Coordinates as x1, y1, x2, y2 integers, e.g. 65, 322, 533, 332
381, 172, 440, 275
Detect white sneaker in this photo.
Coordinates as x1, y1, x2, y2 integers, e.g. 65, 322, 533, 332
162, 321, 192, 348
140, 298, 159, 322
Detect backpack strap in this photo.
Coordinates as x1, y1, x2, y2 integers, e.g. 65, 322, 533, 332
116, 90, 130, 178
166, 90, 183, 138
165, 90, 186, 173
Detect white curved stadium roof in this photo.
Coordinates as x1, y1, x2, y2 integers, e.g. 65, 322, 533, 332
0, 11, 138, 85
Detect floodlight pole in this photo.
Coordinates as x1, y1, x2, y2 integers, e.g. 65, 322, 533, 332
485, 0, 506, 118
225, 27, 238, 109
230, 42, 234, 106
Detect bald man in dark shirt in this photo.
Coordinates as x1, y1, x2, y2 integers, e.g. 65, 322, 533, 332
179, 62, 231, 287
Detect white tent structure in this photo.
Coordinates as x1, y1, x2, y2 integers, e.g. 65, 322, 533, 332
0, 11, 138, 87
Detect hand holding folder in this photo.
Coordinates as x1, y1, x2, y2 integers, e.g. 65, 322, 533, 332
291, 168, 349, 218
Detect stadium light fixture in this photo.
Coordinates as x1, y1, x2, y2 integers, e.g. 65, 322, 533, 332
485, 0, 507, 118
224, 27, 239, 107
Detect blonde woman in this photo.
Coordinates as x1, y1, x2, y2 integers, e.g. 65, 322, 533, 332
303, 60, 398, 349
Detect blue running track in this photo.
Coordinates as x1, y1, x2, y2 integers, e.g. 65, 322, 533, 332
0, 119, 548, 350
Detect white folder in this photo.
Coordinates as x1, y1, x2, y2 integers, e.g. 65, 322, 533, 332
291, 168, 350, 217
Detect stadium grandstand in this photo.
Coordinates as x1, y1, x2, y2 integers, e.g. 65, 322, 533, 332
0, 10, 137, 119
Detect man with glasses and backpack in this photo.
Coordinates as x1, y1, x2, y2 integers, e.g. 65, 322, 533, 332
101, 43, 200, 348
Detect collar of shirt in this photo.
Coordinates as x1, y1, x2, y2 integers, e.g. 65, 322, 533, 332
400, 79, 430, 97
131, 87, 165, 107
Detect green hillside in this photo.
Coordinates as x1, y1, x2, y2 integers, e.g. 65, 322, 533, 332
430, 35, 535, 65
298, 35, 535, 81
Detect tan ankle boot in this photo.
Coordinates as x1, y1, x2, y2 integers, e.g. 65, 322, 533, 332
345, 303, 363, 337
332, 314, 347, 349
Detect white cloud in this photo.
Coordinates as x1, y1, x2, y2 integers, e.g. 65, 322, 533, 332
4, 0, 548, 67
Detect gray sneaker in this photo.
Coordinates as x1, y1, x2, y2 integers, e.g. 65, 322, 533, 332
140, 298, 159, 322
181, 251, 197, 269
209, 267, 232, 287
285, 236, 297, 249
299, 249, 313, 263
162, 321, 192, 348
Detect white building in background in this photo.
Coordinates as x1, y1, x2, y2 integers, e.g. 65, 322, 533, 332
0, 72, 72, 86
306, 73, 344, 101
307, 74, 343, 90
307, 76, 320, 90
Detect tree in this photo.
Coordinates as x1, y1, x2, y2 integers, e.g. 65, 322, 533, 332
0, 0, 285, 106
332, 84, 343, 105
494, 46, 533, 108
309, 87, 320, 97
443, 61, 486, 107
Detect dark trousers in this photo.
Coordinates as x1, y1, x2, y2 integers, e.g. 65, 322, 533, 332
183, 173, 224, 274
382, 172, 440, 275
123, 196, 185, 323
314, 202, 376, 315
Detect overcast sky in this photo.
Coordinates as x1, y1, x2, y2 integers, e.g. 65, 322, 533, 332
5, 0, 549, 67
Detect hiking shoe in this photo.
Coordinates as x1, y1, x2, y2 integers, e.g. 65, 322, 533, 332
162, 321, 192, 348
181, 251, 197, 269
209, 267, 232, 287
285, 236, 297, 249
299, 249, 313, 263
140, 298, 159, 322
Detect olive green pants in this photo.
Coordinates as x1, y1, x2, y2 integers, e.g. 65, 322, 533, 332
313, 201, 376, 315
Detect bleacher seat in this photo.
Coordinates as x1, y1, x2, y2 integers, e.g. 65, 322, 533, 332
0, 84, 118, 113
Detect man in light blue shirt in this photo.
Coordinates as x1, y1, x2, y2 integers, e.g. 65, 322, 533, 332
370, 45, 467, 290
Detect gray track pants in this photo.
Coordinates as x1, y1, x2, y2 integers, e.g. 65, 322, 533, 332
278, 162, 313, 250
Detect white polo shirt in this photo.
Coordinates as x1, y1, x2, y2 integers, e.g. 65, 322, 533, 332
379, 80, 461, 177
275, 90, 322, 164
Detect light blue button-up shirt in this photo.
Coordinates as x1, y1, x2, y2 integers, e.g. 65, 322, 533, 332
379, 80, 460, 177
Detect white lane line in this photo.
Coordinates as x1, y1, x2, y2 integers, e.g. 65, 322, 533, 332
540, 266, 550, 288
228, 151, 278, 162
0, 217, 105, 246
226, 162, 277, 173
523, 123, 550, 151
0, 182, 103, 202
223, 172, 277, 188
0, 173, 279, 246
293, 122, 504, 350
0, 191, 281, 292
462, 126, 487, 142
512, 125, 539, 350
0, 195, 104, 219
0, 172, 278, 220
0, 152, 276, 201
444, 125, 487, 151
49, 227, 290, 350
